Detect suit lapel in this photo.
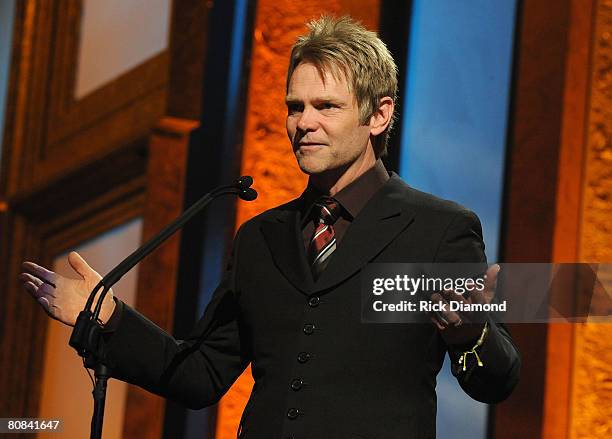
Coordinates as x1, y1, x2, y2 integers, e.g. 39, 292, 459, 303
259, 175, 416, 296
260, 206, 315, 295
313, 175, 415, 294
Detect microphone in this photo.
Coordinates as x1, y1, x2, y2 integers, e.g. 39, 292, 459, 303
68, 175, 256, 439
239, 189, 258, 201
70, 176, 257, 357
235, 175, 253, 189
235, 176, 258, 201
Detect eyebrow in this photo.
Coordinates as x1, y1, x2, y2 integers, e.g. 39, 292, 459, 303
285, 96, 345, 104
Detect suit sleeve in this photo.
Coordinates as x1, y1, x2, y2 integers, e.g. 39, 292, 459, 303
97, 226, 249, 410
434, 209, 521, 404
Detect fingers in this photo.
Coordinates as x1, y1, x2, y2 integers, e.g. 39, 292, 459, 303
430, 314, 446, 331
19, 272, 56, 297
37, 296, 51, 308
22, 279, 40, 297
439, 288, 482, 322
19, 273, 57, 318
484, 264, 500, 290
36, 296, 56, 318
68, 252, 88, 280
426, 265, 500, 338
429, 292, 462, 328
20, 272, 43, 289
68, 251, 100, 281
21, 261, 57, 287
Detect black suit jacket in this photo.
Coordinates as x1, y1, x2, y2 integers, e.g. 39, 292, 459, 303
100, 173, 520, 439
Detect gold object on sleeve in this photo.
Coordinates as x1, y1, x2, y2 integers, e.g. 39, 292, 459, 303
458, 322, 489, 372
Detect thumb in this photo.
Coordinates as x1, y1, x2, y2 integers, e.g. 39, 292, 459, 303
68, 251, 99, 280
485, 264, 501, 290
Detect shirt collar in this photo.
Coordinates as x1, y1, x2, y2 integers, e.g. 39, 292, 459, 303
300, 159, 390, 225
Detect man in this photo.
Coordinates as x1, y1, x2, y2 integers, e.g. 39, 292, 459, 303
21, 16, 519, 438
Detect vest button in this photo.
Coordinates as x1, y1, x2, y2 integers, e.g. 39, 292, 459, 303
290, 378, 303, 391
308, 296, 320, 307
303, 323, 315, 335
297, 352, 311, 363
287, 408, 300, 420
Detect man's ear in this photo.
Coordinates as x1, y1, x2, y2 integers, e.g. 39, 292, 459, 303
369, 97, 394, 136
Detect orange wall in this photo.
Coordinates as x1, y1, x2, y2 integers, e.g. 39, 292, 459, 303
544, 0, 612, 437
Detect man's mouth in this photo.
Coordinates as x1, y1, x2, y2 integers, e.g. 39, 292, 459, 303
298, 143, 325, 152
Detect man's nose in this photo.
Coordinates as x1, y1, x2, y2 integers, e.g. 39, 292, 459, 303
297, 107, 318, 131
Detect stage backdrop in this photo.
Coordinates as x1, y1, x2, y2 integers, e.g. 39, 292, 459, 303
398, 0, 517, 437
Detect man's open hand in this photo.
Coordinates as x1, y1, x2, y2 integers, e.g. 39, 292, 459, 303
19, 251, 115, 327
429, 264, 499, 345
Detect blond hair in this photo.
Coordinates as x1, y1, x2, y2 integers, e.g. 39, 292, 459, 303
287, 15, 398, 156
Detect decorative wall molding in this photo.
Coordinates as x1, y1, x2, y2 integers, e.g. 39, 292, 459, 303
121, 116, 199, 439
0, 2, 208, 437
571, 0, 612, 436
0, 174, 146, 419
495, 0, 574, 438
1, 0, 168, 198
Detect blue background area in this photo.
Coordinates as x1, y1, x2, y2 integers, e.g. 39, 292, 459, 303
398, 0, 517, 436
0, 0, 16, 164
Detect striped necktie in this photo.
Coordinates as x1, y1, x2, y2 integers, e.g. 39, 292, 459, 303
307, 196, 342, 280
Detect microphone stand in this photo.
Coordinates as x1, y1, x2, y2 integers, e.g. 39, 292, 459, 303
69, 176, 257, 439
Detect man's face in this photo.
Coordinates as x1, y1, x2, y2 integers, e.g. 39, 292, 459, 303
285, 62, 374, 176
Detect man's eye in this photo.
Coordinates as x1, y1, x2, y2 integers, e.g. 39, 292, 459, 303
320, 103, 336, 110
287, 104, 303, 114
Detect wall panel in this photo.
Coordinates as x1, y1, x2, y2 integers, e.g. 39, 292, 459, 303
1, 0, 168, 197
494, 0, 573, 436
75, 0, 170, 98
0, 177, 146, 422
0, 2, 210, 438
545, 0, 612, 437
38, 219, 142, 439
